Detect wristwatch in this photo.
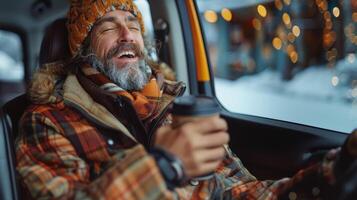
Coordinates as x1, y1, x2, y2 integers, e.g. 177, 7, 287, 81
149, 147, 187, 190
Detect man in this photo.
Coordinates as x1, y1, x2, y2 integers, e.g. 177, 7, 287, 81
16, 0, 356, 199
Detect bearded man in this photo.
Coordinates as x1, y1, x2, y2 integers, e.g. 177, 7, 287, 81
15, 0, 356, 199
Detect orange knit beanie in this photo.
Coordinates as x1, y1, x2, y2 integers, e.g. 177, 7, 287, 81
67, 0, 144, 57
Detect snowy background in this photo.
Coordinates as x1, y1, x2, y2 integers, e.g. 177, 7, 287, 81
215, 55, 357, 133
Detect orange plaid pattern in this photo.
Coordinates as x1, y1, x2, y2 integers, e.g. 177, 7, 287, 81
16, 75, 338, 199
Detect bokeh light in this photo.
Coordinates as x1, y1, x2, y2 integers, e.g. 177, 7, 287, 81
221, 8, 232, 22
257, 5, 267, 18
332, 7, 340, 18
289, 51, 298, 63
272, 37, 282, 50
282, 13, 291, 25
204, 10, 218, 23
292, 25, 301, 37
331, 76, 339, 86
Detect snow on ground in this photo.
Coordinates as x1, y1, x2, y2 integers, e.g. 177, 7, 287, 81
215, 65, 357, 134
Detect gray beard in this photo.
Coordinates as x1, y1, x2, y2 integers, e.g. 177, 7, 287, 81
105, 59, 151, 91
86, 55, 151, 91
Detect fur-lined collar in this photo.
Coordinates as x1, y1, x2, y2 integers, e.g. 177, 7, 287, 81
27, 61, 136, 141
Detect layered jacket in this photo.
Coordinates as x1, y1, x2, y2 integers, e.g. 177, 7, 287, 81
16, 63, 336, 200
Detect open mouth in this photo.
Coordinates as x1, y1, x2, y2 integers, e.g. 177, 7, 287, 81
117, 50, 136, 59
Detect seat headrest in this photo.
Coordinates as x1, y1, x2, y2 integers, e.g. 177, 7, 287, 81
39, 18, 70, 65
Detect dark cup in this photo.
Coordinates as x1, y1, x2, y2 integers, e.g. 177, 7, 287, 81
171, 95, 221, 181
171, 95, 221, 128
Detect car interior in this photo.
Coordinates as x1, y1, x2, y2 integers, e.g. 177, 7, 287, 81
0, 0, 354, 199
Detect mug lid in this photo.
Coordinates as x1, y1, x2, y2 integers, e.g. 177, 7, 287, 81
171, 95, 221, 116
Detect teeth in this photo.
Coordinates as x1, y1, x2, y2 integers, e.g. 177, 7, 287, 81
118, 51, 135, 58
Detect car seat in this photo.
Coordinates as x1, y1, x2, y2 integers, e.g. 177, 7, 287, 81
0, 17, 69, 200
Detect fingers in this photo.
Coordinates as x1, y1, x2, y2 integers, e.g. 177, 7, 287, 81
195, 147, 226, 163
196, 131, 230, 149
185, 117, 228, 135
154, 117, 229, 178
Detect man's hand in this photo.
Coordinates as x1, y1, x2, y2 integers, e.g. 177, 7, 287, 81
154, 117, 229, 178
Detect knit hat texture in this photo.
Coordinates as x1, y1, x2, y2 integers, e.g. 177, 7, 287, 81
67, 0, 144, 56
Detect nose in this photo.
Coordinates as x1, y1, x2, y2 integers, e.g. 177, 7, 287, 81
119, 26, 134, 43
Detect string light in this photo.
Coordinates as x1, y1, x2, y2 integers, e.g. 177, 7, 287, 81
257, 4, 267, 18
332, 7, 340, 18
292, 25, 301, 37
331, 76, 339, 86
282, 13, 291, 26
272, 37, 282, 50
204, 10, 218, 23
289, 51, 298, 63
270, 2, 299, 64
221, 8, 232, 22
315, 0, 338, 67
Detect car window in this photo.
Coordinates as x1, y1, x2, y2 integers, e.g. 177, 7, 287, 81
0, 30, 24, 82
196, 0, 357, 133
0, 29, 25, 106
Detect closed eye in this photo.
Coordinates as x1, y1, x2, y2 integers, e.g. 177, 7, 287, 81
102, 28, 115, 33
129, 26, 140, 31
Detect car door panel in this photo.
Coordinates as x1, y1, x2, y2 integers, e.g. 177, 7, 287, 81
222, 112, 347, 179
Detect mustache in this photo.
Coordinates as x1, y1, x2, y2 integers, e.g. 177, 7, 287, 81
106, 42, 144, 60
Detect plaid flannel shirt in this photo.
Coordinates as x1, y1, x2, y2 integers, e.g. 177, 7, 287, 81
16, 74, 336, 200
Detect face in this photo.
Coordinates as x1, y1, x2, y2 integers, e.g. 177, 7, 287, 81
90, 10, 144, 66
86, 10, 150, 91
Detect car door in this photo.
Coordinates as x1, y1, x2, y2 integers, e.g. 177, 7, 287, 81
172, 0, 352, 181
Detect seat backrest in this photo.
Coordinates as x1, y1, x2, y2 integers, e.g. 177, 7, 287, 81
39, 17, 70, 65
2, 94, 29, 140
0, 18, 70, 200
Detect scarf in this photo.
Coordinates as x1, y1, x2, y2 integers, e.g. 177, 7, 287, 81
80, 63, 163, 120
